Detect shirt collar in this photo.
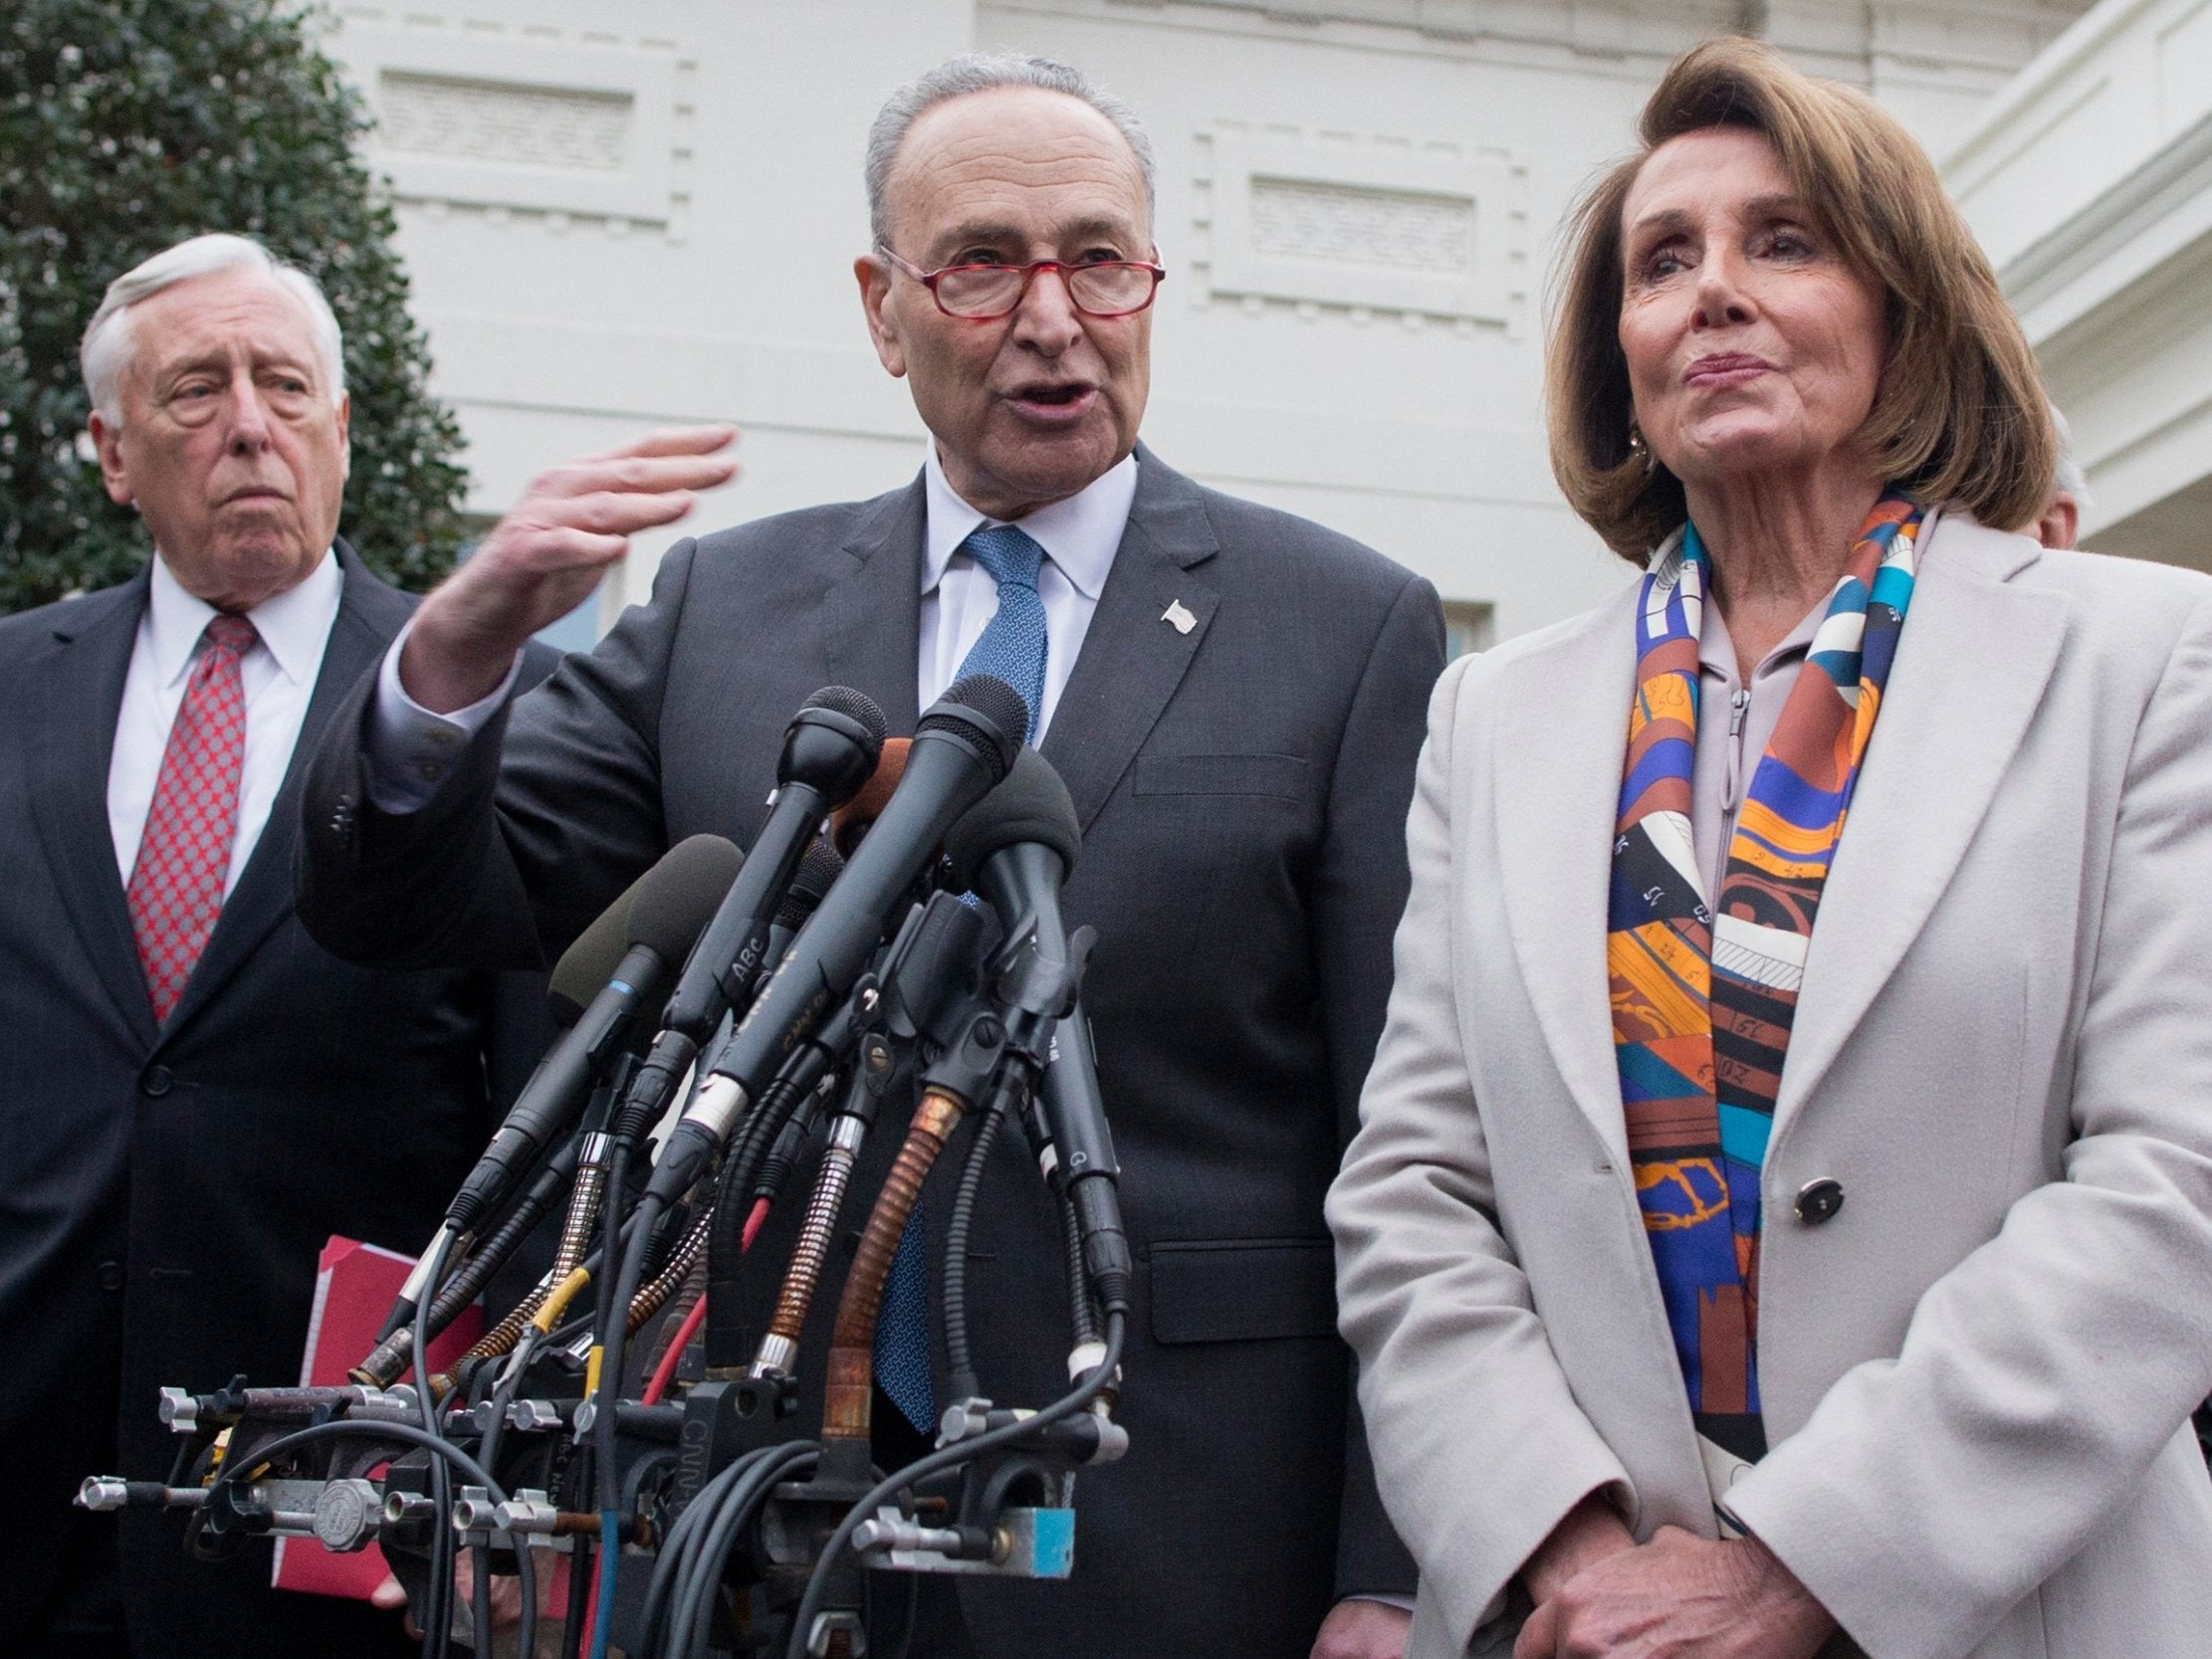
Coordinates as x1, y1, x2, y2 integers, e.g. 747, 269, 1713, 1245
146, 546, 343, 689
1696, 579, 1831, 685
920, 444, 1137, 601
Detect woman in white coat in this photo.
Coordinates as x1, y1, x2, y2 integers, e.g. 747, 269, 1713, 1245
1329, 37, 2212, 1659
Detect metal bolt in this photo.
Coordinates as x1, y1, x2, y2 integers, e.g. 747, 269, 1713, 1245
158, 1387, 198, 1433
493, 1491, 562, 1535
78, 1478, 130, 1513
313, 1480, 382, 1552
506, 1398, 566, 1432
450, 1488, 498, 1534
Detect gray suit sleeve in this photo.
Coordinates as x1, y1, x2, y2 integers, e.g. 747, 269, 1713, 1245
297, 540, 702, 971
1313, 571, 1445, 1602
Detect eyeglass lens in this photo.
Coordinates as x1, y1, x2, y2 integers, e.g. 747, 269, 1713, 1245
936, 263, 1156, 317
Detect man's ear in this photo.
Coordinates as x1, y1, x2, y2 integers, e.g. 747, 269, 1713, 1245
87, 412, 134, 507
336, 392, 352, 482
855, 253, 908, 379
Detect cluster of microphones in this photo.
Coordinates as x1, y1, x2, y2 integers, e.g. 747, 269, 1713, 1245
81, 673, 1133, 1659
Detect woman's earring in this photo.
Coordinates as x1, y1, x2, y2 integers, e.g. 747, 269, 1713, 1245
1627, 421, 1656, 477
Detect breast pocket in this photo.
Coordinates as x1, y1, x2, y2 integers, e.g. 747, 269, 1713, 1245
1148, 1237, 1339, 1345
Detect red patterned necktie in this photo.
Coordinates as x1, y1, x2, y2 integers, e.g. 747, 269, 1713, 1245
128, 613, 258, 1023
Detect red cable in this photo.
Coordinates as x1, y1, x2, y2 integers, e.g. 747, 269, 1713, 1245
641, 1294, 707, 1406
638, 1196, 773, 1406
740, 1194, 772, 1253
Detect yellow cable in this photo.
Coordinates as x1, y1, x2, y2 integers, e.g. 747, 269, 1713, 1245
530, 1265, 593, 1336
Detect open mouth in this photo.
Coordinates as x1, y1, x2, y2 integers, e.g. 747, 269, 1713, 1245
1013, 382, 1091, 408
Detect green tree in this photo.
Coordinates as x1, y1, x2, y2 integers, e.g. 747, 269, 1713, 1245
0, 0, 467, 613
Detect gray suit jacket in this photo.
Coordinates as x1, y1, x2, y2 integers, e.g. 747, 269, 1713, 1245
299, 447, 1441, 1658
1330, 515, 2212, 1659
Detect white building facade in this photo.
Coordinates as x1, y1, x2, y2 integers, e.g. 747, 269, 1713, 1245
318, 0, 2129, 651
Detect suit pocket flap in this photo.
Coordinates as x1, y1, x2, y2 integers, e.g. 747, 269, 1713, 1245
1133, 752, 1307, 799
1149, 1238, 1338, 1345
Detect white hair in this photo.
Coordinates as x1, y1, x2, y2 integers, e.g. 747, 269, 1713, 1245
864, 53, 1156, 246
80, 233, 345, 425
2049, 403, 2092, 511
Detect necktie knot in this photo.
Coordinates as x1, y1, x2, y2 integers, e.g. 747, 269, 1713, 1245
962, 523, 1045, 593
204, 614, 258, 659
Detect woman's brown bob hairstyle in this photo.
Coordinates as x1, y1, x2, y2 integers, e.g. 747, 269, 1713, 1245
1548, 37, 2056, 561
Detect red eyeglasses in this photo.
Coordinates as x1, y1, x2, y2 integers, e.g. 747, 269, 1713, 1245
876, 246, 1167, 319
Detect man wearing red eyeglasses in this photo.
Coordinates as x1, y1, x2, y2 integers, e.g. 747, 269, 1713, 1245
301, 51, 1438, 1659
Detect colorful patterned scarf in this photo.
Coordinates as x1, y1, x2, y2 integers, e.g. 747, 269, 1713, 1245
1608, 492, 1923, 1460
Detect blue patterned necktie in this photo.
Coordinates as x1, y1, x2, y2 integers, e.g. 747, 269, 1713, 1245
874, 521, 1053, 1435
948, 522, 1047, 742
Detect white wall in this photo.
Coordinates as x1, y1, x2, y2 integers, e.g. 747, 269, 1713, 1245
321, 0, 2090, 642
1942, 0, 2212, 567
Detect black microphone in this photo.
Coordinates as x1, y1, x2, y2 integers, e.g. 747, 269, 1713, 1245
373, 835, 743, 1347
659, 689, 886, 1046
643, 674, 1029, 1207
758, 838, 844, 989
545, 871, 640, 1030
945, 749, 1128, 1314
611, 692, 884, 1153
444, 833, 744, 1236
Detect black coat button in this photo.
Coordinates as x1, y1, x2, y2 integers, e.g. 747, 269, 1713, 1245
97, 1261, 125, 1293
1794, 1177, 1846, 1224
141, 1065, 173, 1098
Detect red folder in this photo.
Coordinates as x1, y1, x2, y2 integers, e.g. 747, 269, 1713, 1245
272, 1235, 485, 1599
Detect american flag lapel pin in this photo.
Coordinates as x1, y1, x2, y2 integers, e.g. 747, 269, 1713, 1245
1162, 599, 1196, 635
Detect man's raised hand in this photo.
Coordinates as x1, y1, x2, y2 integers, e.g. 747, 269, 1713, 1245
399, 424, 739, 713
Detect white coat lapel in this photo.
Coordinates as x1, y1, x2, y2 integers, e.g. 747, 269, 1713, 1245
1771, 518, 2068, 1135
1492, 583, 1642, 1167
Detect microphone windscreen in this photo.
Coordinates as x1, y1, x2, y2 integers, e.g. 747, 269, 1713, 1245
923, 674, 1028, 779
943, 747, 1081, 892
830, 736, 909, 857
627, 834, 747, 962
774, 838, 844, 932
549, 876, 644, 1027
802, 685, 889, 748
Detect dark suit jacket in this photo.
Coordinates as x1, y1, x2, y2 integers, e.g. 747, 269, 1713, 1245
0, 543, 554, 1659
297, 450, 1441, 1658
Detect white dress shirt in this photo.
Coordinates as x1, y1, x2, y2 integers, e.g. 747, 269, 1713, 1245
108, 548, 344, 895
917, 444, 1134, 740
363, 449, 1140, 810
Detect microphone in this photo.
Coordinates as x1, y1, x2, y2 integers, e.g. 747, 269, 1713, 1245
444, 833, 745, 1236
546, 874, 638, 1029
829, 736, 908, 857
759, 838, 843, 987
611, 692, 886, 1148
661, 689, 886, 1045
643, 674, 1029, 1207
945, 750, 1129, 1315
371, 834, 742, 1350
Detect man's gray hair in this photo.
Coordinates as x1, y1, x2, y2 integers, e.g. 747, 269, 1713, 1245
2049, 402, 2092, 511
865, 53, 1156, 246
80, 233, 345, 425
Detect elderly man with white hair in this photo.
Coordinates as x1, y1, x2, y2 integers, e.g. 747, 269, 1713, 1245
0, 233, 558, 1659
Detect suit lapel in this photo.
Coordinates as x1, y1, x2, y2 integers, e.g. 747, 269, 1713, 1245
161, 544, 412, 1040
824, 478, 925, 733
26, 574, 159, 1048
1770, 518, 2067, 1136
1492, 587, 1641, 1168
1042, 448, 1219, 831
